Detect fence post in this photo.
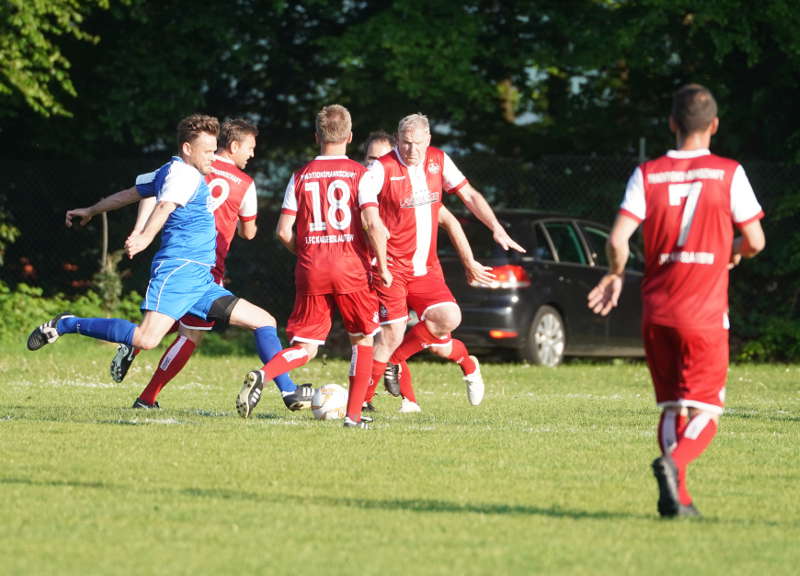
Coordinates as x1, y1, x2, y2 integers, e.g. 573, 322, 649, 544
101, 212, 108, 272
638, 137, 646, 163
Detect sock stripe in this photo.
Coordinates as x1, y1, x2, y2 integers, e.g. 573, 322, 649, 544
684, 413, 712, 440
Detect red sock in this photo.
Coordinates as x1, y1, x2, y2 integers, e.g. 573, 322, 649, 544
671, 414, 718, 505
262, 346, 310, 381
447, 339, 476, 375
398, 360, 416, 403
365, 360, 386, 403
346, 345, 373, 422
138, 335, 196, 404
391, 322, 443, 363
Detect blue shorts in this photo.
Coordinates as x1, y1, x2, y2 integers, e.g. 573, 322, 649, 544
142, 259, 233, 321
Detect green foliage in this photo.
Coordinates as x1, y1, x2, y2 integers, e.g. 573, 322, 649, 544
0, 195, 20, 266
0, 281, 141, 342
0, 0, 110, 117
737, 316, 800, 363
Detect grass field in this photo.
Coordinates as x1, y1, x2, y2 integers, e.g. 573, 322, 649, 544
1, 338, 798, 575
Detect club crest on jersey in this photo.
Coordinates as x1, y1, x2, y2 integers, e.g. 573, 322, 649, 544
427, 161, 441, 174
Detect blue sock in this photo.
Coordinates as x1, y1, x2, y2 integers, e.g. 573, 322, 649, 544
57, 316, 135, 346
254, 326, 297, 392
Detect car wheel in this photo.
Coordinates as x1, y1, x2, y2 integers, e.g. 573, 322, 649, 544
523, 305, 565, 366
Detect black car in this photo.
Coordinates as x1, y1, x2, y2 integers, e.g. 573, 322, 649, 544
438, 210, 645, 366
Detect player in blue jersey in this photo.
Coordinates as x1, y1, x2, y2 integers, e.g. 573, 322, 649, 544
27, 114, 292, 410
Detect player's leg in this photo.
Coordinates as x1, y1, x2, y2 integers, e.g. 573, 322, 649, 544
368, 271, 410, 399
337, 290, 380, 427
233, 295, 324, 417
111, 322, 180, 383
134, 317, 208, 408
665, 326, 727, 516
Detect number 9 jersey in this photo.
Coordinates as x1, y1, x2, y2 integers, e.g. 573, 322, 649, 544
281, 155, 371, 295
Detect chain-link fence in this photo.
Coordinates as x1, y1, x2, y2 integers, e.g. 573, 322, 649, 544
1, 154, 797, 325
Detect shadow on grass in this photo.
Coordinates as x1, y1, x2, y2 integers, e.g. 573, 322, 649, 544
2, 476, 797, 528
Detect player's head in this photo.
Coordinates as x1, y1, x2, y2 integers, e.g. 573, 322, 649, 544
315, 104, 353, 145
397, 113, 431, 166
670, 84, 718, 137
363, 131, 395, 165
219, 119, 259, 170
177, 114, 219, 175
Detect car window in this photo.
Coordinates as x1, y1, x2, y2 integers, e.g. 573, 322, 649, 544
543, 222, 586, 264
534, 225, 555, 261
438, 214, 530, 260
581, 225, 609, 267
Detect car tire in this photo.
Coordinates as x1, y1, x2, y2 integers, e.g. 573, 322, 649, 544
523, 305, 565, 367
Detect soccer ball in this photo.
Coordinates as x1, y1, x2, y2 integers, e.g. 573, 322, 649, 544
311, 384, 348, 420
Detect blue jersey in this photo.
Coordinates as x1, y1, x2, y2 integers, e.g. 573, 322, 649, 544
135, 156, 216, 265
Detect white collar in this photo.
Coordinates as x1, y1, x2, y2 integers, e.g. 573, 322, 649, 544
314, 155, 349, 160
666, 149, 711, 159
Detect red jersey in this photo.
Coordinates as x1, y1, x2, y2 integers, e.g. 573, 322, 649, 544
205, 155, 258, 281
281, 155, 371, 295
358, 147, 467, 277
620, 149, 763, 330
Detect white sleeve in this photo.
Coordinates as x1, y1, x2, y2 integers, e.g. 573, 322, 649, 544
730, 165, 763, 224
281, 174, 297, 213
619, 167, 646, 221
158, 162, 202, 206
238, 181, 258, 218
358, 160, 383, 206
442, 153, 467, 191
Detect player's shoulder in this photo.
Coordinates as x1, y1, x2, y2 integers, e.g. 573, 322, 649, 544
166, 156, 203, 183
210, 157, 253, 184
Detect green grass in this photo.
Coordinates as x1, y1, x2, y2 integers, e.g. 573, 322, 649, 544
1, 338, 798, 575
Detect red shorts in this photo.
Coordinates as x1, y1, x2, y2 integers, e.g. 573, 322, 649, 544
643, 322, 729, 414
178, 314, 215, 331
373, 266, 457, 325
287, 289, 380, 344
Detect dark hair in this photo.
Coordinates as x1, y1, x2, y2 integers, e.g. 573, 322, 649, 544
176, 114, 220, 148
671, 84, 718, 135
364, 130, 395, 151
219, 118, 258, 150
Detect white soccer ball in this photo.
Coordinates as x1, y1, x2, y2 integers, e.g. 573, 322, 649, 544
311, 384, 348, 420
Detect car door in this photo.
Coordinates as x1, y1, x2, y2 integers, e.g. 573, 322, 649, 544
578, 222, 644, 353
539, 220, 609, 352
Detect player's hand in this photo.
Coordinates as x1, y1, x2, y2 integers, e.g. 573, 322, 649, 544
493, 228, 526, 253
124, 233, 151, 259
728, 251, 742, 269
464, 259, 495, 287
587, 273, 624, 316
65, 208, 94, 228
379, 268, 393, 288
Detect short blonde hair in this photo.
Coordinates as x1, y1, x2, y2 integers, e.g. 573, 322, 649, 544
398, 113, 430, 135
316, 105, 352, 144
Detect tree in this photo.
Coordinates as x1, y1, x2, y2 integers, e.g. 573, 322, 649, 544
0, 0, 110, 117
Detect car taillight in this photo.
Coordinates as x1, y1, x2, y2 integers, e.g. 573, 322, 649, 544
470, 265, 531, 289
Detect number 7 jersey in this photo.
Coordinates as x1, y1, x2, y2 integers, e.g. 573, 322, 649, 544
281, 155, 372, 295
620, 149, 764, 330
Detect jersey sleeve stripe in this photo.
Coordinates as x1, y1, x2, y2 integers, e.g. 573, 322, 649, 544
359, 201, 379, 209
618, 208, 643, 223
734, 210, 764, 228
280, 208, 297, 216
239, 214, 258, 222
446, 179, 468, 194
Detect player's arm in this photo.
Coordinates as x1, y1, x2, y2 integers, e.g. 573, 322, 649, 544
730, 220, 765, 267
587, 213, 640, 316
237, 219, 257, 240
361, 205, 391, 287
438, 207, 494, 286
276, 213, 296, 254
237, 181, 258, 240
133, 196, 157, 234
453, 183, 526, 253
65, 186, 141, 228
124, 201, 177, 259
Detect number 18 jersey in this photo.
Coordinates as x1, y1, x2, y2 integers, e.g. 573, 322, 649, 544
620, 149, 763, 330
281, 155, 371, 295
